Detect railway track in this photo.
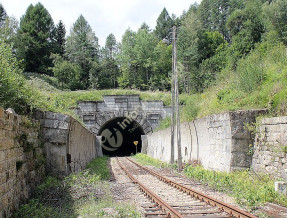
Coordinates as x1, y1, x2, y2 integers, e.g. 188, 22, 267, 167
115, 157, 257, 218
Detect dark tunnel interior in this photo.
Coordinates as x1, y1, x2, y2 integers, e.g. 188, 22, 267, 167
98, 117, 145, 156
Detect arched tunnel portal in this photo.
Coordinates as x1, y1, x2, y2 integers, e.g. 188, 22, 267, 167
98, 117, 145, 156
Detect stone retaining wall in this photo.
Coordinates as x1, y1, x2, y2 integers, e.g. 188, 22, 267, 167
252, 116, 287, 181
144, 110, 265, 172
35, 111, 102, 177
0, 108, 45, 218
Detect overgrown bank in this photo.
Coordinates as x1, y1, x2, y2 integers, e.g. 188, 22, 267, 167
13, 156, 140, 218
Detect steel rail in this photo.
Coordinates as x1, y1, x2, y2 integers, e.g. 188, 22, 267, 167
126, 157, 257, 218
115, 157, 183, 218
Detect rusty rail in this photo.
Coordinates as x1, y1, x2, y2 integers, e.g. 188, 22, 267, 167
126, 157, 257, 218
116, 157, 183, 218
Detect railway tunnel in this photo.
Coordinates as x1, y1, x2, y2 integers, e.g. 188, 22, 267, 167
98, 117, 145, 156
76, 95, 172, 157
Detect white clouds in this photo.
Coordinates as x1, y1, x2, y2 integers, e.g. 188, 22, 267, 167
1, 0, 200, 46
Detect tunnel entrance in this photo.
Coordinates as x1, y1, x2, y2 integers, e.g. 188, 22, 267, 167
98, 117, 145, 156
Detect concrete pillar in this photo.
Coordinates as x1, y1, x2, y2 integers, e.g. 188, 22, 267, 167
96, 136, 103, 157
141, 135, 148, 154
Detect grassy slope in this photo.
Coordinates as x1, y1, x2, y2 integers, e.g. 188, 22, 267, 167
25, 73, 174, 116
26, 42, 287, 123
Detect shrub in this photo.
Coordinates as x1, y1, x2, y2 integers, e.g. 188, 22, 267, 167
0, 40, 33, 113
51, 54, 82, 90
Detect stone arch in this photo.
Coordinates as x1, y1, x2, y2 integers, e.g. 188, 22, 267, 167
76, 95, 171, 137
91, 111, 153, 136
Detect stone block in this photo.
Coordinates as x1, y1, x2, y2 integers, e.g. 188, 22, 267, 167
42, 128, 67, 144
275, 181, 287, 195
45, 111, 56, 120
42, 119, 59, 129
58, 121, 69, 129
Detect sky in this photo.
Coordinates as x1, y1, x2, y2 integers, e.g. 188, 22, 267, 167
1, 0, 201, 46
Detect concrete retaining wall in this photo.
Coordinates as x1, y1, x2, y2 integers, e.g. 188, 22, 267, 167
252, 116, 287, 181
145, 110, 265, 172
35, 111, 103, 177
0, 108, 45, 218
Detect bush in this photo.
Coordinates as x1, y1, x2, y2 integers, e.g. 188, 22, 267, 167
0, 40, 35, 114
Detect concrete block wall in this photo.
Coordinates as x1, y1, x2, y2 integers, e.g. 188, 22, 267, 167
145, 110, 265, 172
252, 116, 287, 181
35, 111, 102, 177
0, 108, 45, 218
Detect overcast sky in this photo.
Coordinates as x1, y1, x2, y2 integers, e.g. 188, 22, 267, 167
1, 0, 201, 46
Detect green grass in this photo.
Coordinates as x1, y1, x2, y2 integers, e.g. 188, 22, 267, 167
133, 153, 177, 169
184, 165, 287, 209
13, 156, 141, 218
86, 156, 110, 180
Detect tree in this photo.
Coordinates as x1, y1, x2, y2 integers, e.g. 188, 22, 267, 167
55, 20, 66, 56
117, 28, 136, 88
18, 3, 56, 74
264, 0, 287, 44
104, 33, 117, 59
154, 8, 173, 40
0, 3, 7, 28
51, 54, 81, 90
92, 33, 119, 89
150, 41, 172, 91
66, 15, 99, 89
227, 0, 264, 57
177, 10, 203, 92
118, 27, 158, 90
0, 16, 19, 45
198, 0, 244, 42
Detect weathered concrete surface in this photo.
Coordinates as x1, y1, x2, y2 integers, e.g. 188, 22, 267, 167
252, 116, 287, 181
0, 108, 45, 218
76, 95, 171, 135
145, 110, 265, 172
35, 111, 102, 177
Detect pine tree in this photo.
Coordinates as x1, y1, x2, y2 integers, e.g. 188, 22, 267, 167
154, 8, 174, 40
0, 3, 7, 28
55, 20, 66, 56
66, 15, 99, 89
18, 3, 56, 74
104, 33, 117, 58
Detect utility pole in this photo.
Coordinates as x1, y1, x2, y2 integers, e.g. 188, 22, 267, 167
170, 26, 176, 164
172, 26, 182, 171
